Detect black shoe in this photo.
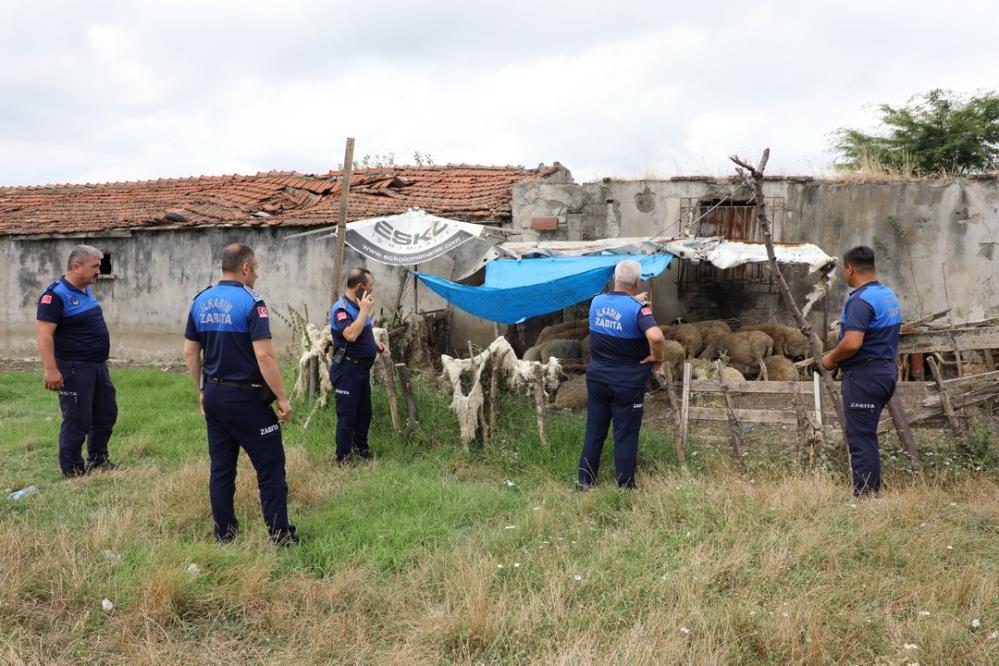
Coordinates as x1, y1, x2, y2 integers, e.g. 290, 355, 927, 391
270, 530, 299, 548
86, 459, 119, 473
63, 466, 87, 479
216, 525, 239, 544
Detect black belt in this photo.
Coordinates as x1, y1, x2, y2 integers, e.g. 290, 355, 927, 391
205, 376, 265, 389
346, 356, 375, 369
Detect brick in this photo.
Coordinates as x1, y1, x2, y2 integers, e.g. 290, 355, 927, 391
531, 217, 559, 232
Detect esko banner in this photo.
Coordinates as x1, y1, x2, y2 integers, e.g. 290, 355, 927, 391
343, 208, 485, 266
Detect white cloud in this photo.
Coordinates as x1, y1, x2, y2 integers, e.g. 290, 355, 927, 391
1, 0, 997, 185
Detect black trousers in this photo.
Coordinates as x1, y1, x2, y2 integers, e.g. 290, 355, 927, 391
55, 359, 117, 476
841, 361, 897, 495
578, 377, 645, 488
330, 361, 373, 462
203, 383, 295, 542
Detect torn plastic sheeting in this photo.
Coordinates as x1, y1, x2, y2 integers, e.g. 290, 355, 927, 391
415, 253, 672, 324
661, 238, 835, 272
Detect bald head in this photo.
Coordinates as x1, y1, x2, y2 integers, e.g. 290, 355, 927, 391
220, 243, 259, 287
346, 268, 372, 289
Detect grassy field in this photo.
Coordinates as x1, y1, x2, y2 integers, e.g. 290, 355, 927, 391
0, 366, 997, 665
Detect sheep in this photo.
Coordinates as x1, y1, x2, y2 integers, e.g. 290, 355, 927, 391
699, 331, 774, 380
661, 340, 687, 378
536, 319, 588, 346
741, 323, 811, 360
554, 374, 588, 410
523, 345, 541, 362
690, 359, 745, 383
660, 323, 703, 358
763, 355, 799, 381
691, 319, 731, 342
538, 338, 583, 363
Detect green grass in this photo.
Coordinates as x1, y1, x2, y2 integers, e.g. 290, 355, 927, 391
0, 367, 997, 664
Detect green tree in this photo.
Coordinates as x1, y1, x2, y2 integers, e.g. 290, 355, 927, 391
834, 89, 999, 175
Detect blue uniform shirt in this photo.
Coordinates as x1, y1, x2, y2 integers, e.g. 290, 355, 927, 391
184, 280, 272, 382
36, 277, 111, 362
330, 296, 378, 359
586, 291, 658, 388
838, 281, 901, 369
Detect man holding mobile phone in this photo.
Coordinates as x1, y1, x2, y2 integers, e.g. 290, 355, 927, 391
329, 268, 385, 464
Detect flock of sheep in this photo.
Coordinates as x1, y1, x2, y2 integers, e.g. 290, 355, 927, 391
524, 317, 838, 383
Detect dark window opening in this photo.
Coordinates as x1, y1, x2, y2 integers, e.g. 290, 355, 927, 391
99, 253, 113, 276
677, 197, 787, 321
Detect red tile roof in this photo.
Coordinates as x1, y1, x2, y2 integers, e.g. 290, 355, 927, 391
0, 164, 565, 236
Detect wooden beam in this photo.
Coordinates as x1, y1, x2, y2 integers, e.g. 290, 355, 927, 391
729, 149, 848, 452
716, 360, 744, 465
926, 355, 961, 434
330, 137, 355, 309
688, 407, 798, 425
678, 362, 691, 461
898, 327, 999, 354
688, 379, 930, 396
887, 394, 921, 470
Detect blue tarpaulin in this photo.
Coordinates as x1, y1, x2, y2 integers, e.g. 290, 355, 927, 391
414, 253, 672, 324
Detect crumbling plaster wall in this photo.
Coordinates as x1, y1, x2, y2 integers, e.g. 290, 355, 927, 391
1, 226, 489, 361
514, 177, 999, 325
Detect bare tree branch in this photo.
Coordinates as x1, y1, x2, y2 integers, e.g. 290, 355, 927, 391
730, 149, 849, 451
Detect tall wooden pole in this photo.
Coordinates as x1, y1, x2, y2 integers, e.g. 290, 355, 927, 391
729, 150, 848, 448
330, 137, 355, 309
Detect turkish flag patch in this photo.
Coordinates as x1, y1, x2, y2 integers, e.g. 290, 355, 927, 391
640, 306, 652, 316
257, 306, 268, 318
336, 311, 349, 321
41, 294, 53, 304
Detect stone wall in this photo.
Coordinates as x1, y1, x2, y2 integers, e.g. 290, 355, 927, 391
1, 226, 496, 361
513, 176, 999, 326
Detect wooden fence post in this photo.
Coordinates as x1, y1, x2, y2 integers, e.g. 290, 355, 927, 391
396, 363, 419, 439
532, 364, 548, 448
678, 362, 691, 462
715, 360, 744, 465
380, 350, 401, 432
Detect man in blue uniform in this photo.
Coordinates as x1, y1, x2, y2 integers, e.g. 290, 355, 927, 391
329, 268, 385, 464
36, 245, 118, 478
578, 259, 667, 489
183, 243, 297, 546
822, 246, 902, 496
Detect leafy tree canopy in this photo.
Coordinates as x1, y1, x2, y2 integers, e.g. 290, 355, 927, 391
834, 89, 999, 175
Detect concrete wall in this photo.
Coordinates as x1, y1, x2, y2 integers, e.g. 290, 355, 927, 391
6, 176, 997, 360
513, 177, 999, 327
1, 226, 497, 361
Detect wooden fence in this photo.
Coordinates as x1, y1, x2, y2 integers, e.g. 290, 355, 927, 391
672, 362, 999, 464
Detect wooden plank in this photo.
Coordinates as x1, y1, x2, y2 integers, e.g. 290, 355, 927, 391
330, 137, 355, 309
716, 360, 744, 463
688, 407, 798, 425
898, 328, 999, 354
887, 394, 921, 469
880, 384, 999, 432
813, 372, 824, 431
902, 308, 951, 329
927, 355, 961, 434
679, 363, 691, 460
689, 380, 931, 396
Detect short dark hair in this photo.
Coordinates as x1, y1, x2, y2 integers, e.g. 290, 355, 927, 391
221, 243, 255, 273
346, 268, 372, 288
843, 245, 876, 272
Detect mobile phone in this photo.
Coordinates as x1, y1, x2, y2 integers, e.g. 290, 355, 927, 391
356, 288, 366, 301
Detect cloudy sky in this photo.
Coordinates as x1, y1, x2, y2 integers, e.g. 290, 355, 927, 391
2, 0, 996, 186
